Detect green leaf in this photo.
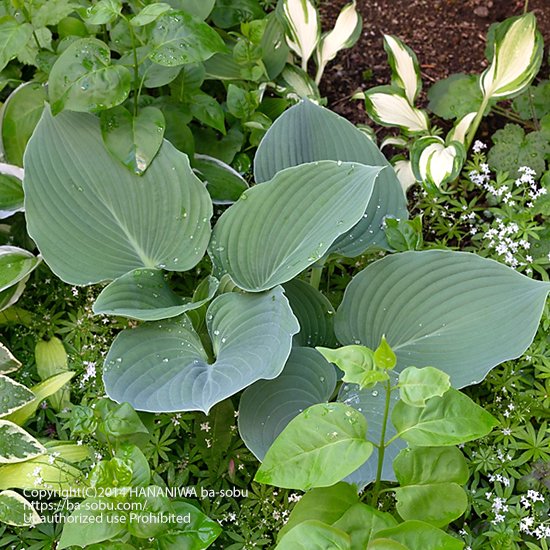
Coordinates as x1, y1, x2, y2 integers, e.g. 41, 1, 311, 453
370, 520, 464, 550
227, 83, 259, 119
24, 107, 213, 285
283, 279, 336, 348
35, 337, 70, 411
48, 38, 131, 115
100, 106, 165, 175
130, 3, 172, 26
194, 399, 234, 465
32, 0, 79, 27
148, 11, 226, 67
0, 490, 41, 526
512, 80, 550, 120
255, 402, 373, 490
0, 175, 24, 219
58, 498, 126, 549
261, 13, 289, 79
165, 0, 216, 20
81, 0, 122, 24
374, 336, 397, 370
333, 504, 398, 550
317, 345, 388, 389
44, 441, 91, 463
189, 92, 225, 133
239, 347, 337, 460
368, 540, 408, 550
0, 17, 33, 72
393, 388, 498, 446
210, 161, 382, 292
210, 0, 264, 29
277, 520, 351, 549
0, 81, 46, 166
335, 250, 550, 388
94, 269, 218, 321
0, 247, 40, 293
104, 287, 299, 413
427, 74, 484, 120
0, 375, 35, 418
0, 281, 27, 313
99, 402, 150, 446
0, 420, 46, 463
398, 367, 450, 407
254, 100, 408, 255
278, 483, 358, 541
0, 343, 21, 374
384, 217, 423, 252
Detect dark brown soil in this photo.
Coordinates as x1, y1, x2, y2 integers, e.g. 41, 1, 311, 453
319, 0, 550, 125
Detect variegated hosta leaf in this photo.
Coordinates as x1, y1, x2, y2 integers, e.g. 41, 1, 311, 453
447, 112, 476, 145
383, 35, 421, 104
0, 246, 40, 293
0, 278, 28, 313
314, 2, 361, 84
480, 13, 543, 100
0, 420, 46, 464
0, 375, 34, 418
103, 287, 299, 414
238, 347, 337, 460
335, 250, 550, 389
254, 100, 408, 256
364, 86, 429, 133
410, 136, 465, 192
393, 159, 416, 193
0, 490, 41, 526
278, 64, 321, 102
282, 0, 320, 71
0, 343, 21, 374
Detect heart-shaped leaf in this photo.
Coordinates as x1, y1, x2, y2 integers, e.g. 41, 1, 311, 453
254, 100, 408, 255
24, 107, 213, 285
48, 38, 131, 115
0, 247, 40, 293
0, 375, 35, 418
238, 347, 337, 460
255, 402, 373, 490
335, 250, 550, 388
210, 161, 382, 292
93, 269, 218, 321
0, 420, 47, 464
103, 286, 299, 413
100, 106, 165, 175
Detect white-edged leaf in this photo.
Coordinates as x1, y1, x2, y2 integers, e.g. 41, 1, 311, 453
393, 159, 416, 193
0, 246, 40, 293
364, 86, 429, 133
0, 343, 21, 374
0, 420, 47, 464
24, 106, 212, 285
0, 174, 24, 220
383, 35, 421, 104
254, 100, 408, 256
238, 347, 337, 460
282, 0, 320, 71
0, 490, 41, 526
103, 287, 299, 414
447, 112, 476, 145
335, 250, 550, 388
0, 375, 35, 418
209, 161, 383, 292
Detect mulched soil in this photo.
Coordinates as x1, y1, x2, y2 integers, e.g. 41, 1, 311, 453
318, 0, 550, 127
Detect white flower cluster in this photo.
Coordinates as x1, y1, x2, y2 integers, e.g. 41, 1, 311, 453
80, 360, 97, 387
515, 166, 547, 207
484, 220, 530, 269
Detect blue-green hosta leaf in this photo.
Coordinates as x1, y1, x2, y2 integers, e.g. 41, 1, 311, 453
0, 17, 33, 72
277, 520, 351, 549
255, 402, 373, 490
93, 269, 218, 321
335, 250, 550, 388
100, 106, 165, 175
148, 11, 226, 67
0, 490, 41, 526
210, 161, 382, 292
0, 343, 21, 374
0, 420, 46, 464
48, 38, 131, 115
0, 81, 46, 167
383, 35, 421, 104
0, 247, 40, 293
283, 279, 336, 347
238, 347, 337, 460
0, 375, 34, 418
103, 287, 299, 413
254, 100, 407, 256
24, 107, 212, 285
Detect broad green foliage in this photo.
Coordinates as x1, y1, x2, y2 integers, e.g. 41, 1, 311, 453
0, 343, 21, 374
0, 490, 41, 526
398, 367, 450, 407
427, 73, 484, 120
0, 175, 24, 219
335, 250, 550, 388
0, 375, 34, 417
276, 519, 351, 549
0, 420, 46, 464
103, 287, 299, 413
370, 521, 464, 550
24, 107, 212, 284
0, 246, 40, 293
0, 16, 33, 72
34, 337, 70, 411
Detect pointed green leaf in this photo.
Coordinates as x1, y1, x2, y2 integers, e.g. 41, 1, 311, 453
0, 246, 40, 293
239, 347, 337, 460
254, 100, 407, 255
0, 420, 47, 463
130, 3, 172, 26
283, 279, 336, 348
335, 250, 550, 388
148, 11, 226, 67
103, 287, 299, 413
0, 17, 33, 72
0, 375, 34, 418
93, 269, 218, 321
48, 38, 131, 115
398, 367, 450, 407
0, 280, 28, 312
0, 175, 24, 219
0, 490, 41, 526
24, 107, 213, 285
374, 336, 397, 370
210, 161, 382, 292
255, 402, 373, 490
100, 106, 165, 175
393, 388, 498, 446
35, 337, 70, 411
277, 520, 351, 549
81, 0, 122, 25
0, 343, 21, 374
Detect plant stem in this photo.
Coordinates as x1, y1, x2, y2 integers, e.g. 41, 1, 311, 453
370, 378, 392, 506
124, 16, 140, 117
309, 258, 325, 290
465, 95, 490, 151
524, 0, 529, 14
